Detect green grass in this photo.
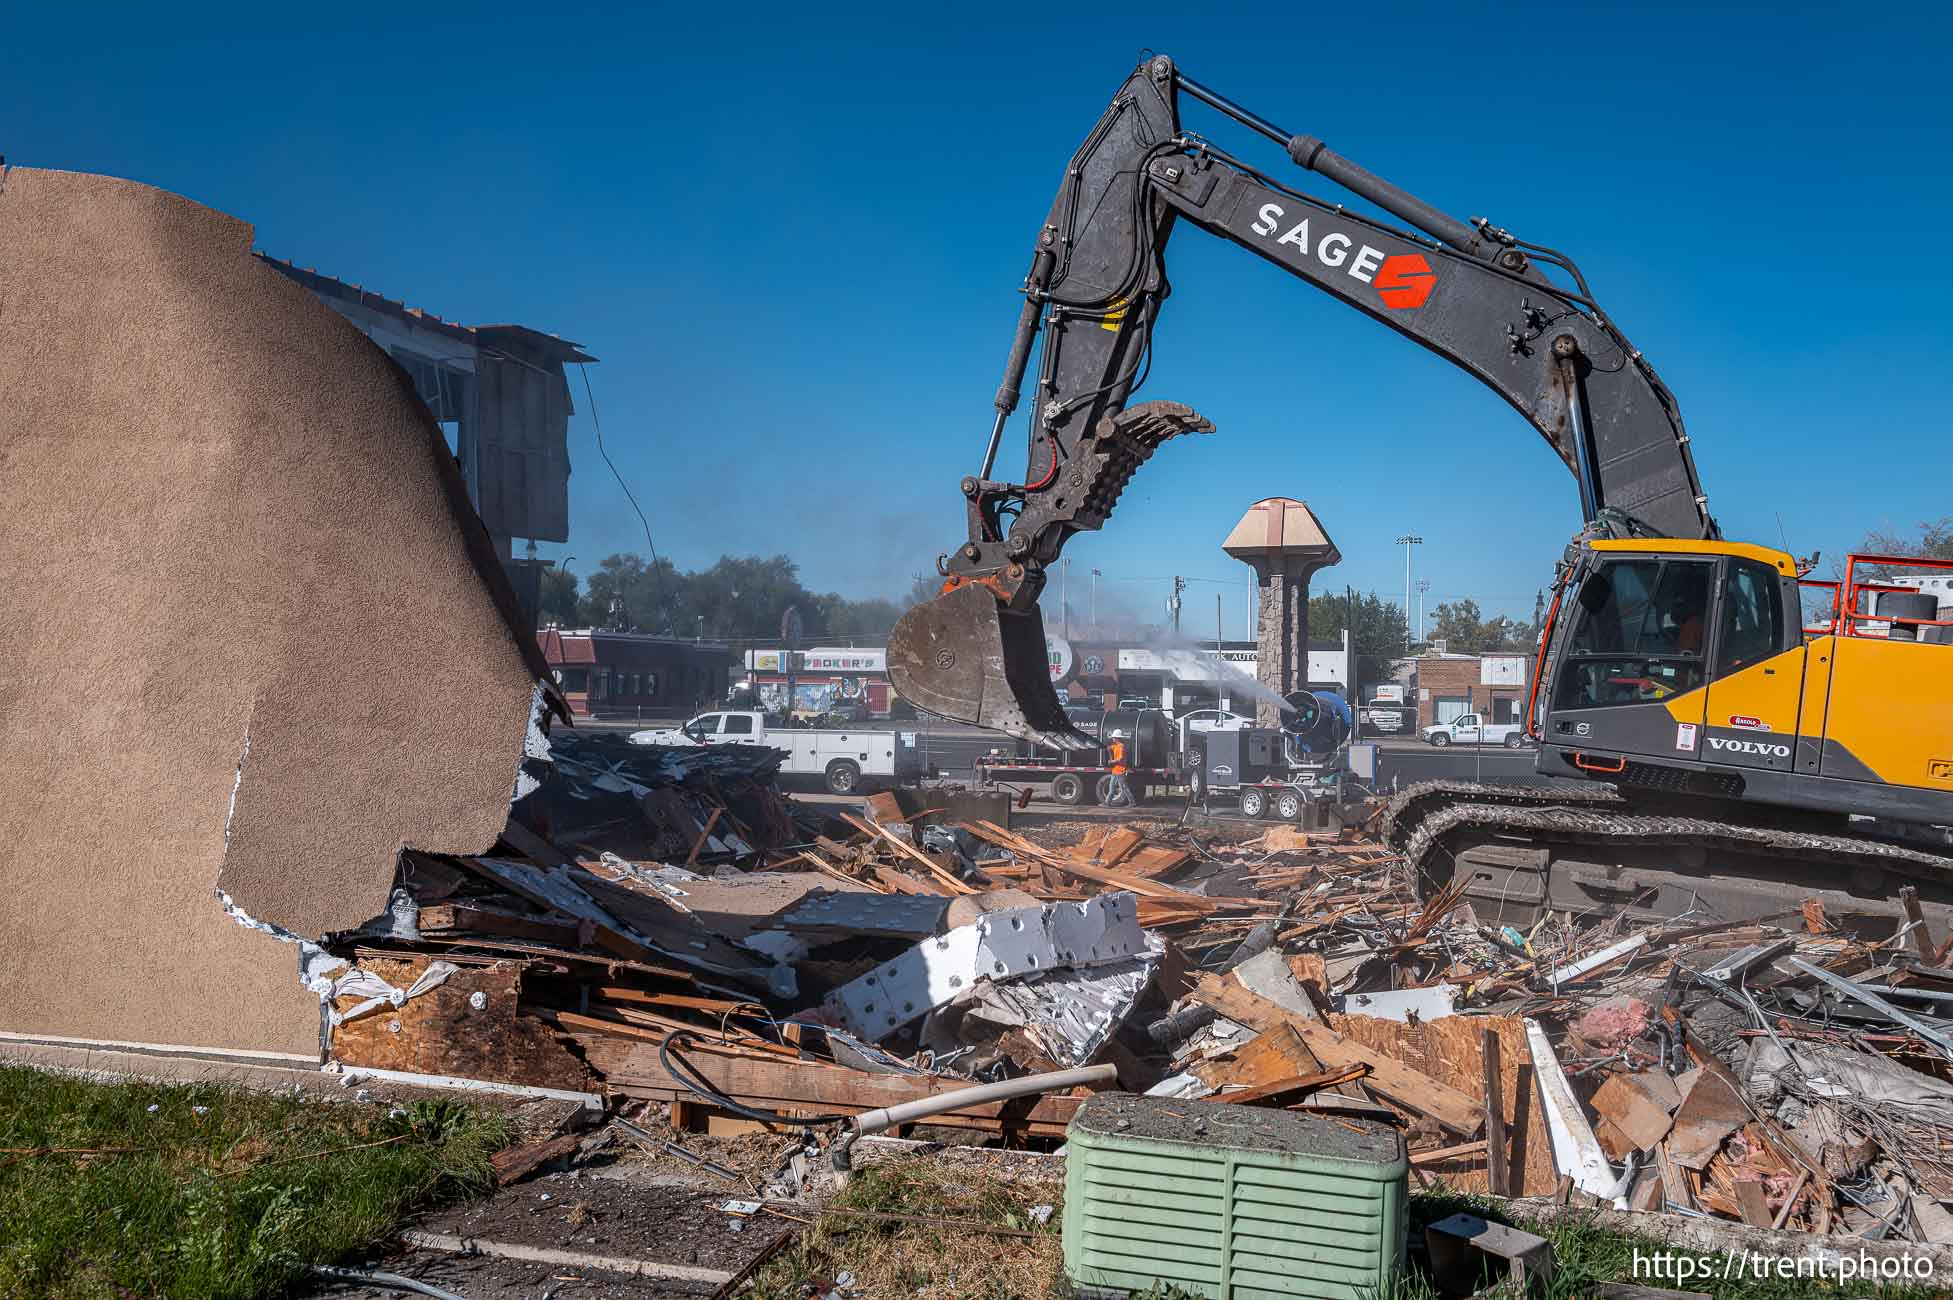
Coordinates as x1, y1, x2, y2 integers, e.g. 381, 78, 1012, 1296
1404, 1192, 1951, 1300
0, 1064, 509, 1299
741, 1158, 1069, 1300
738, 1172, 1950, 1300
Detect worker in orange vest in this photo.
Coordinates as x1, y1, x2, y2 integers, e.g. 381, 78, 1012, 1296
1105, 736, 1132, 807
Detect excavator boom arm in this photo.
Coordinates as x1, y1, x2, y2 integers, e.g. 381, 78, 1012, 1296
891, 54, 1714, 745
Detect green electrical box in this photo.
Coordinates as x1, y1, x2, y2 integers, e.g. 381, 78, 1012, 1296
1064, 1093, 1407, 1299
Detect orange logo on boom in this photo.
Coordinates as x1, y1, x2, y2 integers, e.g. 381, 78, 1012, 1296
1375, 255, 1436, 309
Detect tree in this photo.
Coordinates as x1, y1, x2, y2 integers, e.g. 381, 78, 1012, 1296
905, 573, 943, 607
1429, 598, 1535, 654
1846, 517, 1953, 579
578, 553, 686, 632
1309, 591, 1409, 685
573, 551, 914, 641
811, 592, 904, 638
537, 565, 580, 626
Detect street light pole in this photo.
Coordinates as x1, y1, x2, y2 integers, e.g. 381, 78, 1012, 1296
1395, 535, 1423, 652
1091, 567, 1100, 636
1416, 577, 1431, 646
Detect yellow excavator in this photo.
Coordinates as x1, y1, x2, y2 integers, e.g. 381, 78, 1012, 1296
888, 55, 1953, 930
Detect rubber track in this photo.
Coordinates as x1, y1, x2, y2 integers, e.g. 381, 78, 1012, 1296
1399, 800, 1953, 893
1382, 780, 1622, 852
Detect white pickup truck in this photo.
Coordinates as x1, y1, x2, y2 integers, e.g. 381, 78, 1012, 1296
629, 711, 925, 794
1420, 714, 1529, 748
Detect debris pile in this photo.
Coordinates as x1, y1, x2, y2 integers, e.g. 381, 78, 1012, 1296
313, 750, 1953, 1249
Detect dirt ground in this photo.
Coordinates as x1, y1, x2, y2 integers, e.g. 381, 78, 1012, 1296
305, 1124, 790, 1300
306, 1129, 1063, 1300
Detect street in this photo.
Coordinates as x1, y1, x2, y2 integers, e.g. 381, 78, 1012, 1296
582, 712, 1563, 792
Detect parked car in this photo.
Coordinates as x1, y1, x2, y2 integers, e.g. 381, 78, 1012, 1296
1420, 714, 1528, 748
1359, 706, 1407, 734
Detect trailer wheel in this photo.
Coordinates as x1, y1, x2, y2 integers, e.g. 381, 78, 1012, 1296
824, 759, 862, 795
1050, 773, 1086, 806
1275, 790, 1304, 821
1188, 766, 1206, 803
1240, 788, 1268, 818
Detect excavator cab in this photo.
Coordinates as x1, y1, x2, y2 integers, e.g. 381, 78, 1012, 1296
1535, 541, 1807, 787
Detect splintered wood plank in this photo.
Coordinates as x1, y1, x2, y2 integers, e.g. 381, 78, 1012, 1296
870, 867, 947, 897
330, 958, 593, 1091
1258, 825, 1312, 852
1050, 857, 1207, 902
1123, 845, 1193, 878
1073, 826, 1112, 860
1193, 1022, 1325, 1089
1483, 1028, 1511, 1197
595, 1041, 1090, 1135
491, 1133, 582, 1186
589, 986, 746, 1015
840, 813, 973, 895
1217, 1063, 1370, 1106
1666, 1070, 1748, 1170
1591, 1070, 1680, 1152
1734, 1180, 1772, 1227
864, 790, 908, 825
1329, 1011, 1555, 1197
1191, 975, 1482, 1136
417, 901, 583, 945
1097, 828, 1146, 867
685, 807, 723, 866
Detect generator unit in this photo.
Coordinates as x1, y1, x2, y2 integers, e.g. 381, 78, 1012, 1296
1063, 1093, 1407, 1299
1201, 727, 1284, 786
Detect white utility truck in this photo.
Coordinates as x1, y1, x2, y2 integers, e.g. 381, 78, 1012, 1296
1419, 713, 1528, 748
630, 711, 925, 794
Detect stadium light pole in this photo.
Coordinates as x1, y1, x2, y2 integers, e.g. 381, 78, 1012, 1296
1396, 535, 1423, 651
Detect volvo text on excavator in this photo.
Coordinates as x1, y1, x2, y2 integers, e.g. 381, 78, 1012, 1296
886, 54, 1953, 932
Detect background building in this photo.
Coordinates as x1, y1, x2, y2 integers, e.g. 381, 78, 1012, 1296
741, 647, 898, 716
261, 256, 591, 625
537, 629, 729, 720
1414, 651, 1534, 727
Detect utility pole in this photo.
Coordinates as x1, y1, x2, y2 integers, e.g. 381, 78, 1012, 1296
1168, 575, 1185, 635
1395, 535, 1422, 652
1091, 567, 1100, 636
1347, 585, 1361, 740
1060, 559, 1070, 638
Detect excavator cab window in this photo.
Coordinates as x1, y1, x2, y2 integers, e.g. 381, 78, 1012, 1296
1554, 557, 1715, 710
1716, 560, 1787, 677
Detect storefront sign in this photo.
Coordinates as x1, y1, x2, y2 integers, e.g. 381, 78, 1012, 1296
1047, 634, 1074, 683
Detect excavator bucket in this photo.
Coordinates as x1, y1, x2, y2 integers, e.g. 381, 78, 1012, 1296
888, 581, 1095, 752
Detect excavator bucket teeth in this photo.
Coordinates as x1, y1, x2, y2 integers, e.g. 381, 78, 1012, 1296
887, 582, 1094, 751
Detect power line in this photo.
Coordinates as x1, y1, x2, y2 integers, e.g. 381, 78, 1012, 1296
576, 363, 667, 629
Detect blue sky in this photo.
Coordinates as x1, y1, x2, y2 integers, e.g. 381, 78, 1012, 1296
9, 3, 1949, 638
